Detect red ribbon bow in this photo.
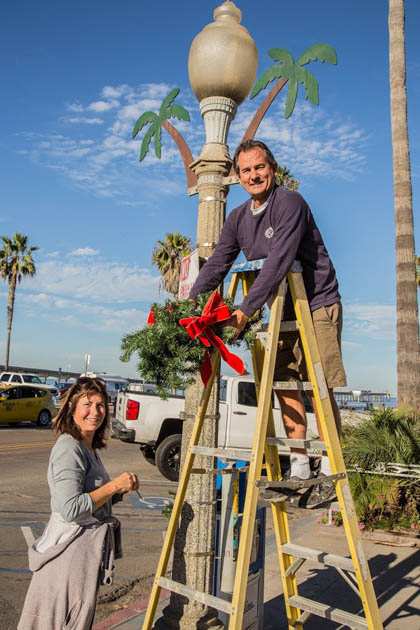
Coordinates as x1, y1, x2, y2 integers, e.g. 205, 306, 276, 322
179, 291, 246, 386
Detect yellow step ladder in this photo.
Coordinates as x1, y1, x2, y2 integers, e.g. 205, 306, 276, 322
142, 262, 383, 630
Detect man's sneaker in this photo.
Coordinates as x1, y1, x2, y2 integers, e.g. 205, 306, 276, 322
303, 473, 337, 509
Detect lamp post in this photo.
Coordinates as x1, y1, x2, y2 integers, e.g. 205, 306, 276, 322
156, 2, 257, 628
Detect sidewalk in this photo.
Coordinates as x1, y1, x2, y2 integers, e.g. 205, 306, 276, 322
94, 510, 420, 629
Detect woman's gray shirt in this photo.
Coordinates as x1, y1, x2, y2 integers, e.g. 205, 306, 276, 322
49, 433, 111, 524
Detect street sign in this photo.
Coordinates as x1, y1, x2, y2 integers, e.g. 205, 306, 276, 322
178, 249, 200, 300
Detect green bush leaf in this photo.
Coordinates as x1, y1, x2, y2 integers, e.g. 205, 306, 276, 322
132, 111, 158, 139
297, 43, 337, 67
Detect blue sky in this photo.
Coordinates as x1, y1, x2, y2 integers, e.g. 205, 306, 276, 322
1, 0, 419, 392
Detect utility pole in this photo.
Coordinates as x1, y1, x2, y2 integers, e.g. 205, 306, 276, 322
156, 2, 257, 628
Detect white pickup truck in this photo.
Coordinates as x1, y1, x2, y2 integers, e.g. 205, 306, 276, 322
112, 375, 317, 481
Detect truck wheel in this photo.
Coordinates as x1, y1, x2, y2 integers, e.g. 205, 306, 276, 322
141, 445, 156, 466
156, 434, 181, 482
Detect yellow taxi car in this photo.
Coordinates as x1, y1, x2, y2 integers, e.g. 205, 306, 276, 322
0, 384, 57, 427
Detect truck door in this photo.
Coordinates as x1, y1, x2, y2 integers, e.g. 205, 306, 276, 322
228, 380, 259, 449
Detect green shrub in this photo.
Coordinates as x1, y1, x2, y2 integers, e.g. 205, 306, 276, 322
342, 409, 420, 531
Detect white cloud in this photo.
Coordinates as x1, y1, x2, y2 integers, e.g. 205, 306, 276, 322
67, 102, 84, 112
69, 247, 99, 257
87, 100, 119, 112
28, 256, 161, 303
64, 116, 104, 125
101, 85, 130, 99
23, 291, 147, 333
344, 302, 395, 341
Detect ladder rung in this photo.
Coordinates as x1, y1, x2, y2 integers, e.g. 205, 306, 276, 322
288, 595, 368, 629
257, 472, 346, 491
282, 543, 355, 572
256, 321, 300, 341
191, 446, 251, 461
272, 380, 313, 391
267, 437, 326, 452
281, 320, 299, 332
158, 577, 232, 614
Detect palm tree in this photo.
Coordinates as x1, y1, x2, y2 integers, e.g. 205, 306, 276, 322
0, 233, 38, 369
132, 88, 190, 162
152, 232, 192, 296
388, 0, 420, 410
275, 165, 299, 191
251, 44, 337, 119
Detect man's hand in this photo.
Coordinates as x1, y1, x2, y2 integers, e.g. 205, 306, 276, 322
227, 309, 249, 340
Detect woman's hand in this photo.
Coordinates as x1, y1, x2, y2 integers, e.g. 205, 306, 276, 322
89, 472, 139, 509
113, 472, 140, 494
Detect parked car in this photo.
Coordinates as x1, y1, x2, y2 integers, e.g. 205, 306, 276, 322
113, 375, 317, 481
0, 384, 57, 427
0, 372, 46, 386
0, 372, 59, 404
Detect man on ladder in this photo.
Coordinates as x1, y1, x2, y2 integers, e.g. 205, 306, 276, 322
189, 138, 346, 507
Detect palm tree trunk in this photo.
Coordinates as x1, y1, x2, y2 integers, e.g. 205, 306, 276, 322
5, 275, 16, 370
389, 0, 420, 410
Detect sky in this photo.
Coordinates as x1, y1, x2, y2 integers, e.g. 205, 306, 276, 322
1, 0, 419, 392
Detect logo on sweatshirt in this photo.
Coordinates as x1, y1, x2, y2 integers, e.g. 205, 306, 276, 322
264, 226, 274, 239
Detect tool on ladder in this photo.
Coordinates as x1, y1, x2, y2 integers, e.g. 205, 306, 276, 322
142, 261, 383, 630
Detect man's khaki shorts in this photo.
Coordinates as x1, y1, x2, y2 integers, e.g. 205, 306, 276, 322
274, 302, 347, 388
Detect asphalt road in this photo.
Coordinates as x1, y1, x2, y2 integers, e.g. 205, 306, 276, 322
0, 423, 177, 628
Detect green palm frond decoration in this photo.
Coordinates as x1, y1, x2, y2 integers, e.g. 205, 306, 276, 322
132, 88, 190, 162
251, 43, 337, 119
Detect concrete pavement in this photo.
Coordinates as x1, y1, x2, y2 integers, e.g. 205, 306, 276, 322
94, 509, 420, 629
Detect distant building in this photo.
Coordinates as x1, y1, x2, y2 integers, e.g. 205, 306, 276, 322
333, 388, 393, 410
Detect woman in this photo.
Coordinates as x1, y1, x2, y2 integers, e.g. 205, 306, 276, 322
18, 377, 139, 630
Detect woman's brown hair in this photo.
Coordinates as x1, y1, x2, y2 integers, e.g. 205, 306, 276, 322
53, 377, 109, 449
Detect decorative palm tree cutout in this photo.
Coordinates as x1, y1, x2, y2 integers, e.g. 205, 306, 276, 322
132, 88, 190, 161
251, 44, 337, 118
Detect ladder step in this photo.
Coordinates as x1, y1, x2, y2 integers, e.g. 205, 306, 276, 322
257, 320, 299, 334
288, 595, 368, 629
191, 446, 251, 460
267, 437, 326, 452
257, 472, 346, 491
272, 380, 313, 391
158, 577, 232, 614
282, 543, 355, 572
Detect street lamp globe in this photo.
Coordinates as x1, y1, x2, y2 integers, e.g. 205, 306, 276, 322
188, 1, 258, 162
188, 0, 258, 105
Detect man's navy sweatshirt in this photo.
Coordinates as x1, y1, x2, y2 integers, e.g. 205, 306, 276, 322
189, 185, 340, 318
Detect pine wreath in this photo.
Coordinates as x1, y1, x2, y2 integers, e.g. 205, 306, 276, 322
120, 293, 263, 398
